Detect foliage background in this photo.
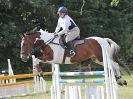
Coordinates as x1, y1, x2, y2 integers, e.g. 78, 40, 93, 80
0, 0, 132, 74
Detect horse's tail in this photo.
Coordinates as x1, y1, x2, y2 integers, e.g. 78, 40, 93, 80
105, 38, 131, 75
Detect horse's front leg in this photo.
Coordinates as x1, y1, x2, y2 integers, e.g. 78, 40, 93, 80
33, 57, 44, 78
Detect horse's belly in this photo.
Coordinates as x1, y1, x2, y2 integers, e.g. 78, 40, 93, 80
49, 44, 72, 64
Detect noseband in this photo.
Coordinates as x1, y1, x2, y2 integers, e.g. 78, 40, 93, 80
21, 51, 31, 57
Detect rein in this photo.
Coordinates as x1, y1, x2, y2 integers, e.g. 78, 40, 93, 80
43, 36, 60, 46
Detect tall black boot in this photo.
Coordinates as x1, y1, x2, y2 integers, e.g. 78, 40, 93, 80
67, 41, 76, 57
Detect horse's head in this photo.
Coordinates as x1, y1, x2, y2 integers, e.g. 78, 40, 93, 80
20, 27, 41, 62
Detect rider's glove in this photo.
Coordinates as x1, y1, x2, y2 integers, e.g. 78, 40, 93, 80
54, 33, 59, 37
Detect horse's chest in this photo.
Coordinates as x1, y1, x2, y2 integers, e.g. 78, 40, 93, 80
46, 44, 72, 64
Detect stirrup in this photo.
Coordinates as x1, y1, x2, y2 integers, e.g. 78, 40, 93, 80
70, 50, 76, 57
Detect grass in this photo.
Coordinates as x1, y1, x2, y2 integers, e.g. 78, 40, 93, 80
7, 73, 133, 99
119, 74, 133, 99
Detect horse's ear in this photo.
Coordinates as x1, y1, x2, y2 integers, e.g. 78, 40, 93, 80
36, 26, 41, 31
19, 33, 25, 39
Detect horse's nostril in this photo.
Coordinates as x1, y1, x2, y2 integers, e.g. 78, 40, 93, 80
20, 55, 28, 62
20, 52, 31, 62
21, 58, 28, 62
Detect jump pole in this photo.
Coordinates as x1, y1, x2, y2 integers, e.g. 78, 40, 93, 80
8, 59, 16, 83
51, 63, 61, 99
51, 58, 118, 99
52, 64, 106, 99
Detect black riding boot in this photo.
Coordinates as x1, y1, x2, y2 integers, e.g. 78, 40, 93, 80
67, 41, 76, 57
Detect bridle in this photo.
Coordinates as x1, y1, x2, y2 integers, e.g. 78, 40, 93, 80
21, 51, 31, 57
21, 35, 32, 58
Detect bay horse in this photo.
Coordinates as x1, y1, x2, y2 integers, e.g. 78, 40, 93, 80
20, 27, 130, 86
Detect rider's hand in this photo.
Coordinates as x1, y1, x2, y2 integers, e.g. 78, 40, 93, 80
54, 33, 59, 37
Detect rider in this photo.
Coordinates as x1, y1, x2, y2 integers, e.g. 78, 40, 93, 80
54, 6, 80, 57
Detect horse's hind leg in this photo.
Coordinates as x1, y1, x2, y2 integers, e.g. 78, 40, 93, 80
111, 60, 127, 86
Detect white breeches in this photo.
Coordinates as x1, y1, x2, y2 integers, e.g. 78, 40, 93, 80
65, 27, 80, 43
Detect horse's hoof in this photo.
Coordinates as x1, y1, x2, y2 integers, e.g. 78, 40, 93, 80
37, 72, 45, 79
123, 80, 127, 86
117, 80, 127, 86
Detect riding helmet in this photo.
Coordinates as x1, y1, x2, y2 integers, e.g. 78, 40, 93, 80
57, 6, 68, 14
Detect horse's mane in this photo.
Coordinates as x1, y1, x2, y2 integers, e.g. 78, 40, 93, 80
24, 26, 53, 39
26, 26, 41, 35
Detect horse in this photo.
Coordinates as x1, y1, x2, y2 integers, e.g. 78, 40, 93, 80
20, 27, 130, 86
